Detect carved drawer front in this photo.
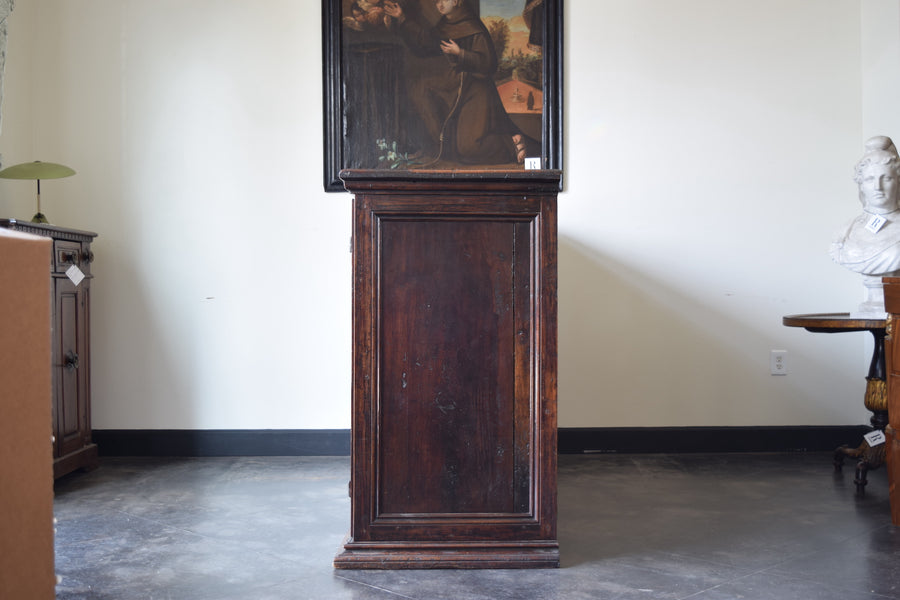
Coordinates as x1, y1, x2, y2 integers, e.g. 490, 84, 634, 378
53, 240, 91, 276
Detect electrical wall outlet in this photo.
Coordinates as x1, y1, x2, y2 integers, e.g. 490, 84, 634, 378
770, 350, 787, 375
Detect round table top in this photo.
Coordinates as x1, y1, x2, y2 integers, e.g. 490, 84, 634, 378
782, 312, 886, 333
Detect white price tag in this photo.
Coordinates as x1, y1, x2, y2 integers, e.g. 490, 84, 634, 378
865, 213, 887, 234
66, 264, 85, 286
864, 430, 886, 447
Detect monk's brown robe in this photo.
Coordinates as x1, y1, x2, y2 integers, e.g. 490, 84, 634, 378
394, 6, 518, 164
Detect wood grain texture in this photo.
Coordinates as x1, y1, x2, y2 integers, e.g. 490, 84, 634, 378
883, 278, 900, 525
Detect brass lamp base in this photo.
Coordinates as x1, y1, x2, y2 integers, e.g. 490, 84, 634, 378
31, 212, 49, 224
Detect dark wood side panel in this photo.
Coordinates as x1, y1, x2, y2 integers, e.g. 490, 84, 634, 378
884, 277, 900, 525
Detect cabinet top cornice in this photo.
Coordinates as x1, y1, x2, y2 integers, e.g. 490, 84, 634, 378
339, 169, 562, 193
0, 218, 98, 241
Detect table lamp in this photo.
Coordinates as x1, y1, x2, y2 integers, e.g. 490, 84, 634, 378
0, 160, 76, 223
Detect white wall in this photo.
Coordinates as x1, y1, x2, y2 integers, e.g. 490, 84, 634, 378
560, 0, 870, 427
0, 1, 893, 430
861, 0, 900, 137
2, 0, 352, 429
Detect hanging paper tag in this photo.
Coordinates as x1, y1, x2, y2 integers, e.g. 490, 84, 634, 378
864, 430, 886, 447
865, 213, 887, 234
66, 264, 85, 286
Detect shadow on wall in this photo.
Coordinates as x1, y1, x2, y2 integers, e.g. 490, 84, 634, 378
556, 236, 863, 428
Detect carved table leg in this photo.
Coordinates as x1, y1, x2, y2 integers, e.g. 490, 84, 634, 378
834, 440, 886, 493
786, 319, 891, 496
834, 334, 888, 495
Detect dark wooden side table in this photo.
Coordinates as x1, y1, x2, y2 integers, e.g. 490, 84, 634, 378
783, 313, 887, 493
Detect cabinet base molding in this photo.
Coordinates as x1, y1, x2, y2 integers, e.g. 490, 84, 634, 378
54, 443, 99, 479
334, 539, 560, 569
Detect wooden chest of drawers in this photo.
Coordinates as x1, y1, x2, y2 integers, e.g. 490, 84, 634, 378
0, 219, 99, 478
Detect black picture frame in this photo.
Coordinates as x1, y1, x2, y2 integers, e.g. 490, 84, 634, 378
322, 0, 563, 191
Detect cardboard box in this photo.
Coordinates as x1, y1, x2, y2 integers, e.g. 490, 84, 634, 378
0, 228, 56, 598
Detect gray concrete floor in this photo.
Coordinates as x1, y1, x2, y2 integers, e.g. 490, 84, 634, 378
54, 453, 900, 599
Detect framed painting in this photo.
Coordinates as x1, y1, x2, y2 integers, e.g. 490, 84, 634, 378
323, 0, 563, 191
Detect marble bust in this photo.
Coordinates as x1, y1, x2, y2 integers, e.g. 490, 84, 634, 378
830, 136, 900, 315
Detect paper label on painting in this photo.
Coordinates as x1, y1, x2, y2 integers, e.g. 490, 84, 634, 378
66, 264, 85, 286
864, 430, 886, 447
524, 157, 541, 170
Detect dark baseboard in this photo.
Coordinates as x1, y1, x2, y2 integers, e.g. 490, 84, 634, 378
92, 429, 351, 457
93, 426, 871, 457
557, 426, 872, 454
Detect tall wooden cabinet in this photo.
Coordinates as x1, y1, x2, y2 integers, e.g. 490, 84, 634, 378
0, 219, 98, 479
334, 171, 561, 569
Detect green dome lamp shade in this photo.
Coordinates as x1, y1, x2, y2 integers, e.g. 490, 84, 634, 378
0, 161, 76, 223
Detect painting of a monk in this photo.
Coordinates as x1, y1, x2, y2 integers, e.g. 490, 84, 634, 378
382, 0, 527, 166
338, 0, 547, 172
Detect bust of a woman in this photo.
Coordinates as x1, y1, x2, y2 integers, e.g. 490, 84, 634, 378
830, 136, 900, 314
